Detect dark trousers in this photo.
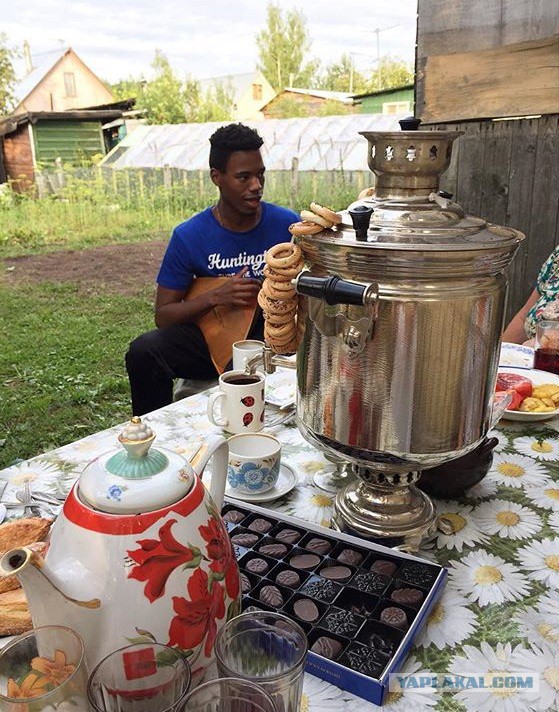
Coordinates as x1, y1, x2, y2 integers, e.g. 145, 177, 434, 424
125, 315, 264, 416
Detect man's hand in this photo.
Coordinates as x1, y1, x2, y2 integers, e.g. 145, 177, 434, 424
211, 267, 261, 307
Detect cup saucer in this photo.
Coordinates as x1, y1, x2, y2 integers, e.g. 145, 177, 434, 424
225, 463, 297, 503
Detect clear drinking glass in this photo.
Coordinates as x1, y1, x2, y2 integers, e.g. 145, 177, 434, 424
180, 677, 278, 712
87, 643, 191, 712
214, 612, 307, 712
534, 320, 559, 375
0, 625, 87, 711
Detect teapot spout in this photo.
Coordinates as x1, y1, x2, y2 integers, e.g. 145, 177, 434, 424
0, 547, 100, 630
189, 434, 229, 509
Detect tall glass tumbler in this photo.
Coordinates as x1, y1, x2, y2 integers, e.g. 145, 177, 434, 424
0, 625, 87, 711
180, 677, 277, 712
214, 612, 307, 712
534, 319, 559, 375
87, 643, 191, 712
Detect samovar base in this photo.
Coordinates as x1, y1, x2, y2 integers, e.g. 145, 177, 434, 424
332, 470, 437, 552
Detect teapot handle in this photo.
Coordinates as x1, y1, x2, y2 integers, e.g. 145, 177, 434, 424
189, 435, 229, 510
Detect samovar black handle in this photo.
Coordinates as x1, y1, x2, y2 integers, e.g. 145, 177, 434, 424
399, 116, 422, 130
349, 204, 374, 241
294, 272, 377, 307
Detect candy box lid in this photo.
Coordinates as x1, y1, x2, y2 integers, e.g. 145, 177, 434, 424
223, 498, 447, 706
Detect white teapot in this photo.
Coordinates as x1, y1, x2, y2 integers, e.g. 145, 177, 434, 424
0, 418, 240, 684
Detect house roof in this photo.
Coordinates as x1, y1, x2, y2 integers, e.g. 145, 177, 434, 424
277, 88, 355, 104
0, 109, 124, 137
100, 113, 405, 172
351, 84, 414, 100
14, 47, 71, 104
198, 71, 271, 98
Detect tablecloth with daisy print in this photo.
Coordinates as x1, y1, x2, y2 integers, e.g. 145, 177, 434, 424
0, 393, 557, 712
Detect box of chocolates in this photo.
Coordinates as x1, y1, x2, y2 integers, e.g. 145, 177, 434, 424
222, 500, 447, 706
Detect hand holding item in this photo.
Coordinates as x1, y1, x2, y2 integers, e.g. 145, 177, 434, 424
212, 267, 261, 308
207, 371, 266, 433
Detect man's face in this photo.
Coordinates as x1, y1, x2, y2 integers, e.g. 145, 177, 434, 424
210, 150, 266, 216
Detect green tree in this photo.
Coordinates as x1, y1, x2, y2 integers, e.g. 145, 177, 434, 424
365, 56, 414, 92
256, 3, 319, 90
318, 54, 368, 94
191, 79, 235, 123
140, 50, 187, 124
0, 34, 18, 115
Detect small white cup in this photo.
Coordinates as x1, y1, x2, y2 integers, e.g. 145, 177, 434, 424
232, 340, 265, 371
227, 433, 281, 494
207, 371, 265, 434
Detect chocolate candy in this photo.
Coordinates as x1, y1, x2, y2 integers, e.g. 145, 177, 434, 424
293, 598, 320, 622
350, 604, 374, 619
337, 548, 363, 566
369, 632, 395, 657
350, 571, 389, 595
290, 553, 320, 570
322, 608, 362, 636
259, 542, 288, 557
240, 572, 251, 593
397, 562, 438, 588
248, 518, 273, 533
275, 528, 301, 544
320, 565, 352, 581
231, 533, 259, 547
300, 578, 341, 602
259, 585, 284, 608
344, 643, 385, 676
390, 588, 423, 606
223, 509, 245, 524
310, 636, 343, 660
380, 606, 408, 630
245, 557, 269, 575
370, 560, 397, 577
305, 537, 332, 555
275, 570, 301, 588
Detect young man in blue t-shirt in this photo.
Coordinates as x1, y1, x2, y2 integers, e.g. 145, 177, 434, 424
126, 123, 299, 415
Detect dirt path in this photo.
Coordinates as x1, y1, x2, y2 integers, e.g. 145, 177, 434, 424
2, 241, 168, 295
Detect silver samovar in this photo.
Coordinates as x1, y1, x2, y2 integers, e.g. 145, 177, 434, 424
286, 118, 524, 550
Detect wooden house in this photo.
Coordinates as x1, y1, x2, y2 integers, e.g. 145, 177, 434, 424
198, 71, 276, 121
261, 88, 356, 118
12, 45, 114, 115
352, 85, 414, 115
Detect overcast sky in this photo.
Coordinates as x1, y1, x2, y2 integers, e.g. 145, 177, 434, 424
5, 0, 417, 84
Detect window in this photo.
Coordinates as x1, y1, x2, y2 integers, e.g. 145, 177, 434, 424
382, 100, 411, 115
252, 83, 262, 101
64, 72, 76, 97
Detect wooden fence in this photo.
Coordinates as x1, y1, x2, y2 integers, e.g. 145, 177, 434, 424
433, 114, 559, 321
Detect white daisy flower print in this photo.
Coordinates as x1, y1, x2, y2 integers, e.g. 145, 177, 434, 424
490, 453, 549, 489
516, 537, 559, 589
435, 501, 489, 551
524, 483, 559, 512
473, 500, 542, 540
515, 602, 559, 650
416, 587, 478, 650
549, 511, 559, 530
487, 429, 509, 452
301, 674, 351, 711
360, 656, 437, 711
512, 644, 559, 712
514, 435, 559, 461
448, 550, 531, 606
268, 485, 334, 527
464, 474, 499, 500
283, 451, 331, 483
449, 642, 535, 712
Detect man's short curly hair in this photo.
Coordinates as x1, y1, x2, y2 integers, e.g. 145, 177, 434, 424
209, 123, 264, 171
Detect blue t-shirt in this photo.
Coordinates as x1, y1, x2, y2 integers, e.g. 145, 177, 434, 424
157, 202, 299, 291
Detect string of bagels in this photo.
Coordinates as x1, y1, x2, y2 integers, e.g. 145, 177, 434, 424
260, 202, 342, 353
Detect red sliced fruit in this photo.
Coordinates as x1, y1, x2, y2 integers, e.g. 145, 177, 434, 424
496, 372, 533, 399
504, 389, 523, 411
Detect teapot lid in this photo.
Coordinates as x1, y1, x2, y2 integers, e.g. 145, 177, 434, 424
78, 417, 195, 514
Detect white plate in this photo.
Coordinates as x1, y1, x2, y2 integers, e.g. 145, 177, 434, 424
265, 369, 296, 409
498, 366, 559, 421
499, 342, 534, 369
225, 463, 297, 502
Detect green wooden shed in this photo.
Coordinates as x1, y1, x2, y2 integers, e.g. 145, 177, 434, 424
353, 85, 414, 115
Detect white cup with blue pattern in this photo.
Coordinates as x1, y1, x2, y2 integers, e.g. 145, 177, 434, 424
227, 433, 281, 494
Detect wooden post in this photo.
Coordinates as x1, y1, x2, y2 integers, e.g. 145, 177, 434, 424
55, 157, 64, 191
163, 164, 172, 190
290, 156, 299, 210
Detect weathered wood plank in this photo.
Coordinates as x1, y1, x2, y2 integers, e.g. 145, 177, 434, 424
479, 121, 513, 227
454, 122, 485, 218
422, 35, 559, 123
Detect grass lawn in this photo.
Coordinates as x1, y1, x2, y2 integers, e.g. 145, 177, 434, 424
0, 280, 153, 469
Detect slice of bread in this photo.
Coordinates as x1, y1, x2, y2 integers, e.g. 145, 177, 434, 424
0, 587, 32, 635
0, 517, 53, 593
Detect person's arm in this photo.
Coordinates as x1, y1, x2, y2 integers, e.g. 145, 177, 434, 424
155, 267, 261, 329
502, 289, 539, 343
